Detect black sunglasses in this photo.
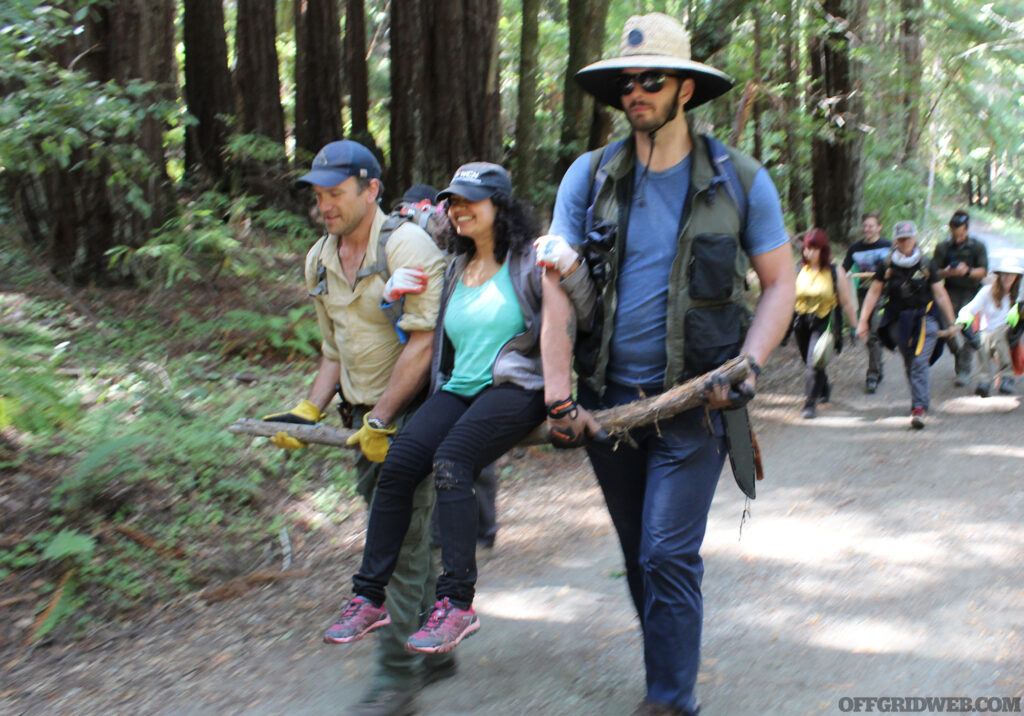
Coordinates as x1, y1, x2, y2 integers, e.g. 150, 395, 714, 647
616, 70, 679, 96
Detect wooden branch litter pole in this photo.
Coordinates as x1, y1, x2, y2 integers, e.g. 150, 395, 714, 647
228, 355, 753, 448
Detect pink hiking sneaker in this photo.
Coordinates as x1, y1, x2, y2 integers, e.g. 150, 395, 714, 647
405, 597, 480, 654
323, 596, 390, 644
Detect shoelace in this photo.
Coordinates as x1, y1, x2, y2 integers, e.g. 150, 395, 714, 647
340, 599, 368, 620
423, 599, 453, 631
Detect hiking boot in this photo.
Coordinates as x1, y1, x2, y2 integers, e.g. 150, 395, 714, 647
865, 376, 878, 394
405, 597, 479, 654
630, 700, 687, 716
910, 408, 926, 430
801, 405, 816, 419
975, 381, 991, 398
324, 597, 390, 644
998, 377, 1016, 395
346, 686, 415, 716
420, 655, 458, 686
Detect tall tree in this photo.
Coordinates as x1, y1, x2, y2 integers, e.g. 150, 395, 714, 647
344, 0, 370, 140
897, 0, 923, 163
515, 0, 540, 197
557, 0, 611, 178
294, 0, 343, 158
808, 0, 866, 245
390, 0, 501, 196
235, 0, 285, 144
6, 0, 176, 283
183, 0, 235, 182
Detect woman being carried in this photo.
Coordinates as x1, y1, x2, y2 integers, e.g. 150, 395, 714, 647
956, 258, 1023, 397
792, 228, 859, 419
323, 162, 594, 654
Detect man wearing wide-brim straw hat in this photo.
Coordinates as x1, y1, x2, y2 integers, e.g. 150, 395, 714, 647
534, 11, 795, 716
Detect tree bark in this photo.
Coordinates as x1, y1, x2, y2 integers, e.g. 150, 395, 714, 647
782, 0, 807, 232
236, 0, 285, 144
344, 0, 370, 138
557, 0, 611, 179
183, 0, 235, 182
294, 0, 343, 158
898, 0, 923, 163
808, 0, 866, 245
17, 0, 176, 284
514, 0, 540, 198
390, 0, 501, 196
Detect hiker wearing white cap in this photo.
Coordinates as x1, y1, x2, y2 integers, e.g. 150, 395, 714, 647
857, 220, 958, 429
955, 258, 1023, 396
540, 12, 795, 716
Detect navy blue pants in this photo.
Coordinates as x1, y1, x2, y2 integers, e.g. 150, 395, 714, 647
353, 383, 544, 609
581, 381, 726, 716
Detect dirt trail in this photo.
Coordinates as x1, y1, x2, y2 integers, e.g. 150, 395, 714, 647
4, 234, 1023, 715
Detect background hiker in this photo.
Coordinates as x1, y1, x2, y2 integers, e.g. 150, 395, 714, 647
934, 209, 988, 386
541, 13, 794, 716
842, 211, 891, 392
260, 140, 450, 716
792, 228, 859, 419
857, 220, 958, 429
955, 257, 1022, 397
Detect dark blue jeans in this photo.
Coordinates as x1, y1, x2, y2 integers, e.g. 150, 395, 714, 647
353, 383, 544, 609
581, 381, 726, 716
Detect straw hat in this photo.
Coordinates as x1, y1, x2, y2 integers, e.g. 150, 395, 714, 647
574, 13, 734, 111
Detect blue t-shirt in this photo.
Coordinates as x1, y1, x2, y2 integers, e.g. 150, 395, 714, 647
548, 142, 788, 386
442, 262, 525, 396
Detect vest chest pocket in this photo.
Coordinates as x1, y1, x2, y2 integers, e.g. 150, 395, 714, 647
688, 233, 737, 301
683, 303, 747, 377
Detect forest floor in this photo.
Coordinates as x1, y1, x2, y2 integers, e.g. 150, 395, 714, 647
2, 228, 1023, 715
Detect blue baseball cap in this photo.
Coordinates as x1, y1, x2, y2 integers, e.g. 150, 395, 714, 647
295, 140, 381, 188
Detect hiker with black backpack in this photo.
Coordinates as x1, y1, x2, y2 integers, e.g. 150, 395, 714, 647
857, 220, 959, 429
259, 140, 452, 715
538, 13, 795, 716
792, 228, 859, 419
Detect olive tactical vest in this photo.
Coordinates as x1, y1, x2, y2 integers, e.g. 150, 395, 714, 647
581, 136, 761, 395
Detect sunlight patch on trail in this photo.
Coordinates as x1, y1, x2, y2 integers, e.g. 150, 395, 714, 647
479, 586, 611, 623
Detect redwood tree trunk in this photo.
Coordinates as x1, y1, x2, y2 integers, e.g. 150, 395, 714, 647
236, 0, 285, 143
21, 0, 176, 284
183, 0, 235, 182
808, 0, 866, 245
390, 0, 501, 197
557, 0, 611, 179
344, 0, 370, 138
294, 0, 343, 158
514, 0, 540, 197
898, 0, 923, 163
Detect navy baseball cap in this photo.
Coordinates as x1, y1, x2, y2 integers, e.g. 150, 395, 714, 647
295, 140, 381, 188
436, 162, 512, 203
949, 212, 969, 228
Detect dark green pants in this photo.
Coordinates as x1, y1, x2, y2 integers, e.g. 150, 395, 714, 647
351, 406, 449, 690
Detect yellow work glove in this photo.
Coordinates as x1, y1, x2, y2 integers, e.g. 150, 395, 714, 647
262, 399, 327, 450
345, 414, 397, 463
1008, 303, 1020, 328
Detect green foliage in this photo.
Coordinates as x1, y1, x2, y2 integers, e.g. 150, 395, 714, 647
218, 308, 321, 360
41, 530, 96, 563
0, 2, 180, 220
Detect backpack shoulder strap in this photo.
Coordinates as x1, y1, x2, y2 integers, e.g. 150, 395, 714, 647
306, 233, 330, 296
584, 138, 628, 235
703, 134, 749, 230
356, 211, 408, 282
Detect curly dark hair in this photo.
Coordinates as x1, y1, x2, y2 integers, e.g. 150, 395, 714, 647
438, 193, 539, 263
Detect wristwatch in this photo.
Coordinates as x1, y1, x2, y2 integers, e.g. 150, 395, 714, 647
366, 417, 389, 430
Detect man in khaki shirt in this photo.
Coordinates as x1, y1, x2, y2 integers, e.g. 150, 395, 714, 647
262, 140, 448, 715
